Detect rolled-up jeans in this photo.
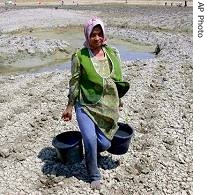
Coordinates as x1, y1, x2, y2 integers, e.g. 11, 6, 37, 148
75, 103, 111, 181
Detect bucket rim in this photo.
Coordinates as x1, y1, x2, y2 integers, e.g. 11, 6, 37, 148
114, 122, 134, 139
52, 131, 82, 149
54, 130, 81, 136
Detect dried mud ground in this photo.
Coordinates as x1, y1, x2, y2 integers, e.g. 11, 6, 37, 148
0, 4, 193, 195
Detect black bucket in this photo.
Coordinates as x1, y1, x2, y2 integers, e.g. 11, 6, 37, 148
107, 122, 134, 155
52, 131, 84, 164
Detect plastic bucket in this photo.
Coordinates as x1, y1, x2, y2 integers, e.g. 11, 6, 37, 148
52, 131, 84, 164
107, 122, 134, 155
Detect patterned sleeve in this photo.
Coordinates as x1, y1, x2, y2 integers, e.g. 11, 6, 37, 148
113, 47, 122, 62
110, 47, 124, 103
111, 47, 123, 81
67, 52, 80, 106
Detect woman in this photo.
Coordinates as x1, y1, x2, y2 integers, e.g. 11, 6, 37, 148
62, 17, 129, 189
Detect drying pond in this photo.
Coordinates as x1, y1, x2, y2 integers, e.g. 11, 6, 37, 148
1, 26, 155, 74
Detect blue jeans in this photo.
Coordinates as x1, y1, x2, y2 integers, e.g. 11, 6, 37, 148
75, 104, 111, 181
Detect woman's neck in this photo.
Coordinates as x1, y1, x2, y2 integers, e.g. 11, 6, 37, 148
91, 47, 105, 58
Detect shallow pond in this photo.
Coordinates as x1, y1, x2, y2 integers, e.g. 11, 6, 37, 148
37, 46, 155, 73
2, 26, 155, 74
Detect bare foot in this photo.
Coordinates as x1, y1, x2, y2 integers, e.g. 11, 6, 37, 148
90, 180, 101, 190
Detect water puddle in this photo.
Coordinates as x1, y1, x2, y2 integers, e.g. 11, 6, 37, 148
36, 44, 155, 73
2, 26, 155, 74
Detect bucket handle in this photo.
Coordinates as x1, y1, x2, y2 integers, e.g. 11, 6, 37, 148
53, 118, 62, 137
119, 109, 129, 124
53, 118, 78, 137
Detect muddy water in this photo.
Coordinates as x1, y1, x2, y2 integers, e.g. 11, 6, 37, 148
8, 26, 155, 74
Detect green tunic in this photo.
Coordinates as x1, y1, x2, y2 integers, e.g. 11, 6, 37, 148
68, 46, 122, 140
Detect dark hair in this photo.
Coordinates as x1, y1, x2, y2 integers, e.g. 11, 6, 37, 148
90, 24, 104, 37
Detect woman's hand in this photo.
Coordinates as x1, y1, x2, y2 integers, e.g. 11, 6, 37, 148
61, 106, 73, 121
119, 100, 123, 111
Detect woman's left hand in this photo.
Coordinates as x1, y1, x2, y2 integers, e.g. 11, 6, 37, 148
119, 100, 123, 111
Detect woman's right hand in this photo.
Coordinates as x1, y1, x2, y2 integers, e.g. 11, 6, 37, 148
61, 106, 73, 121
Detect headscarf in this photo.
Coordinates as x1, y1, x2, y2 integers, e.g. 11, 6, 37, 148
83, 16, 107, 48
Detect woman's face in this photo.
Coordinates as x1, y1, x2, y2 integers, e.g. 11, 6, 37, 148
89, 25, 104, 50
